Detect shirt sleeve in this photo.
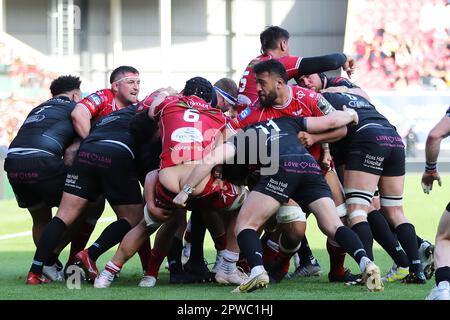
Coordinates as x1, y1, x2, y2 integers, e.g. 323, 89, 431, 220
77, 90, 109, 118
278, 55, 302, 80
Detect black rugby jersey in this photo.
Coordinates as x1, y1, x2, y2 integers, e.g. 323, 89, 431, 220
9, 96, 77, 157
83, 104, 142, 158
228, 116, 312, 167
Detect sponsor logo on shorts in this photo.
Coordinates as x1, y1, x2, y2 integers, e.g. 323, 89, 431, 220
65, 174, 81, 189
265, 178, 289, 198
363, 154, 384, 170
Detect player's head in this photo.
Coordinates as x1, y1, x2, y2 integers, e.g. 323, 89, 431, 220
260, 26, 290, 55
213, 78, 238, 112
50, 75, 82, 102
110, 65, 140, 105
253, 59, 288, 108
296, 73, 325, 92
183, 76, 217, 107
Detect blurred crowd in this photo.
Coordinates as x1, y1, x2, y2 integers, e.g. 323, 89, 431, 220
0, 41, 56, 151
351, 0, 449, 90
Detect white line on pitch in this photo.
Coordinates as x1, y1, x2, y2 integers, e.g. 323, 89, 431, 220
0, 216, 115, 241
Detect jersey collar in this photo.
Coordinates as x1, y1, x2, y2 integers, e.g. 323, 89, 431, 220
273, 86, 292, 110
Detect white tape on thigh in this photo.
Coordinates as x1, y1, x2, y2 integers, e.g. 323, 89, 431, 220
276, 205, 306, 224
380, 195, 403, 207
344, 188, 374, 206
278, 234, 302, 254
336, 203, 347, 218
226, 185, 249, 211
143, 204, 161, 228
348, 209, 368, 220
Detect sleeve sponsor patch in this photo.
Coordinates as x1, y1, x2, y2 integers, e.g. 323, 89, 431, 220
238, 107, 251, 120
87, 93, 102, 106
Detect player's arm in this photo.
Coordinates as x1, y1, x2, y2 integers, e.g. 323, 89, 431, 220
421, 114, 450, 194
172, 139, 237, 207
142, 87, 178, 119
63, 138, 82, 166
321, 86, 371, 102
298, 53, 354, 78
301, 107, 358, 134
71, 104, 93, 139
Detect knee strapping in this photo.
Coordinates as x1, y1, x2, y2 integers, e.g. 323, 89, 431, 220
380, 194, 403, 207
344, 188, 374, 206
276, 205, 306, 224
348, 209, 368, 221
143, 204, 162, 228
336, 203, 347, 218
278, 234, 302, 254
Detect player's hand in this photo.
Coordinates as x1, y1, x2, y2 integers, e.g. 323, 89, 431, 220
298, 131, 316, 148
164, 86, 178, 96
173, 191, 189, 208
342, 54, 355, 78
421, 170, 442, 194
320, 150, 332, 171
343, 105, 358, 125
320, 86, 349, 94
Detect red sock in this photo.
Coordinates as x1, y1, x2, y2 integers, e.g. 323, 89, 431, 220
146, 249, 167, 278
237, 254, 250, 274
137, 238, 152, 272
67, 222, 96, 265
262, 241, 280, 266
327, 240, 346, 277
212, 233, 227, 252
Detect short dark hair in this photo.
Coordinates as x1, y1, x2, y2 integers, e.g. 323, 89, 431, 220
50, 75, 81, 97
253, 59, 288, 83
110, 65, 139, 84
260, 26, 290, 54
183, 76, 217, 106
214, 78, 238, 99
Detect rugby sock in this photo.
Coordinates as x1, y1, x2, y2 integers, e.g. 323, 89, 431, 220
137, 238, 152, 272
105, 260, 122, 276
30, 217, 67, 275
44, 253, 58, 267
237, 254, 250, 274
334, 226, 368, 265
297, 236, 316, 266
212, 233, 227, 252
220, 250, 240, 274
184, 219, 192, 243
237, 229, 264, 269
87, 219, 131, 261
395, 223, 421, 273
262, 240, 280, 267
67, 221, 96, 265
327, 239, 346, 277
416, 235, 424, 247
188, 210, 207, 263
146, 249, 167, 277
351, 221, 374, 261
167, 236, 183, 274
367, 210, 409, 267
435, 267, 450, 286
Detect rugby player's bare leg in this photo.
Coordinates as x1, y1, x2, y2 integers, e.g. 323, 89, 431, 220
343, 170, 379, 261
28, 205, 52, 246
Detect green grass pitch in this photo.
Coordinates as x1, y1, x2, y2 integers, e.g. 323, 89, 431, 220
0, 174, 448, 300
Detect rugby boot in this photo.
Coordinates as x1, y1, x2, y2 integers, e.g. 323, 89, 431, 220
74, 249, 98, 283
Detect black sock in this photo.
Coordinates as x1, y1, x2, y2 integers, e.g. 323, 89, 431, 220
168, 236, 183, 274
237, 229, 263, 269
416, 235, 424, 247
88, 219, 131, 261
334, 226, 367, 265
30, 217, 67, 274
367, 210, 409, 267
351, 221, 374, 261
395, 223, 421, 273
44, 253, 59, 267
297, 235, 315, 266
435, 266, 450, 285
188, 210, 207, 264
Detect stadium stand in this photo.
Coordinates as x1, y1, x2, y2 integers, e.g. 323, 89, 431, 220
350, 0, 449, 90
